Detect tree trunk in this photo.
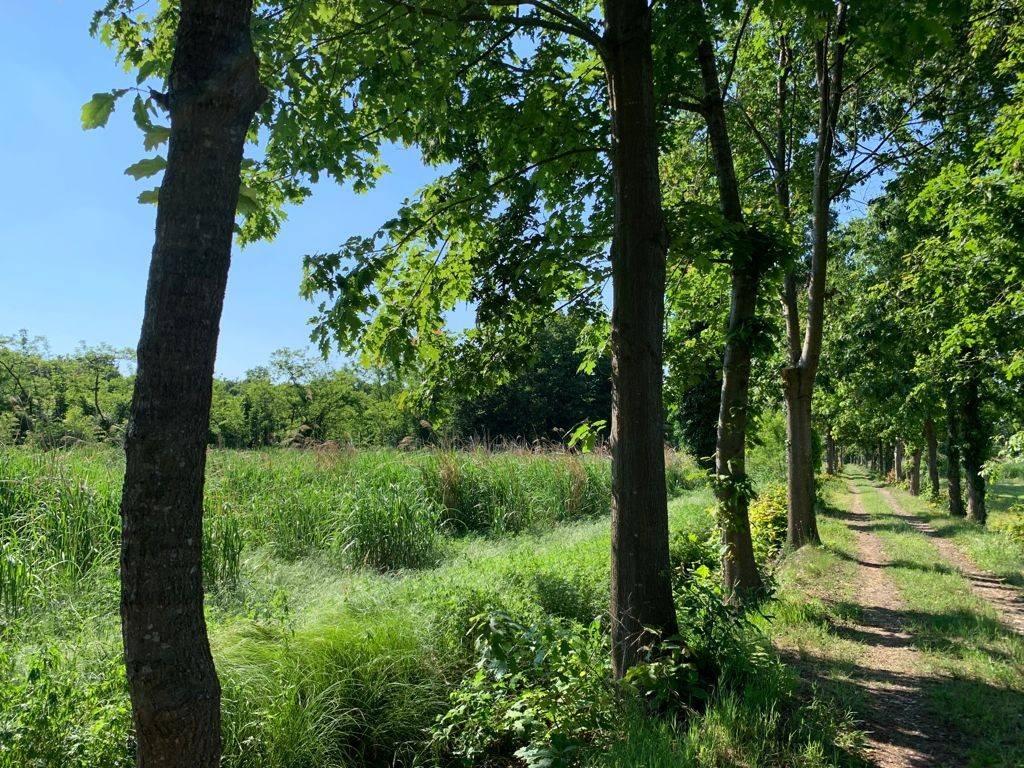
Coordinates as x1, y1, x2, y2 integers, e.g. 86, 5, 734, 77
946, 394, 965, 517
894, 441, 905, 482
782, 3, 846, 550
825, 429, 837, 474
783, 369, 819, 547
693, 12, 764, 601
924, 418, 940, 498
119, 4, 264, 767
961, 377, 987, 524
909, 449, 921, 496
604, 0, 678, 677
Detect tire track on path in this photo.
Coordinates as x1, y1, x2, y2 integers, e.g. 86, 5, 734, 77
841, 483, 954, 768
876, 486, 1024, 636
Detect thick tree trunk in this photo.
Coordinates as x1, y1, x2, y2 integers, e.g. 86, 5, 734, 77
946, 394, 965, 518
894, 441, 905, 482
604, 0, 678, 677
119, 4, 264, 767
961, 377, 987, 524
909, 449, 921, 496
924, 418, 940, 498
693, 15, 764, 601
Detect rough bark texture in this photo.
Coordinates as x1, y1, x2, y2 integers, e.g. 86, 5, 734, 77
909, 449, 921, 496
924, 418, 940, 498
693, 12, 764, 600
782, 3, 846, 549
946, 395, 966, 518
961, 378, 987, 524
119, 4, 264, 767
894, 441, 905, 482
604, 0, 678, 677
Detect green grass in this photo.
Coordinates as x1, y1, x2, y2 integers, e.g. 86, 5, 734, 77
846, 474, 1024, 767
879, 475, 1024, 587
0, 446, 866, 768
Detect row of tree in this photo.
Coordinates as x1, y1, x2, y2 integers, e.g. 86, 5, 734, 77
82, 0, 1023, 765
1, 317, 610, 449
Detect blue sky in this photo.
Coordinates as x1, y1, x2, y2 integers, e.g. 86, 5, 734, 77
0, 1, 447, 378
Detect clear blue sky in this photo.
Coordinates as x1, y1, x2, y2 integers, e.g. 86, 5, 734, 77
0, 1, 447, 378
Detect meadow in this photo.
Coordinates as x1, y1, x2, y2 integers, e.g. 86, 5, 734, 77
0, 444, 867, 768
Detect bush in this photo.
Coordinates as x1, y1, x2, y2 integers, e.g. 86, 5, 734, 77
748, 484, 788, 565
665, 451, 708, 496
337, 466, 443, 569
994, 505, 1024, 548
432, 613, 618, 767
0, 646, 133, 768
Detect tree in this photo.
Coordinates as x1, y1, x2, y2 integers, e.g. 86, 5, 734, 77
252, 0, 680, 674
91, 1, 266, 765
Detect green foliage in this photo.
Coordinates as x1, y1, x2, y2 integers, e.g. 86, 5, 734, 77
80, 89, 125, 130
432, 613, 618, 767
0, 646, 133, 768
748, 484, 789, 564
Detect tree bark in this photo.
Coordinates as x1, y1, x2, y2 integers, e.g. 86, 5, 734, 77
119, 4, 264, 767
909, 448, 921, 496
692, 9, 764, 601
825, 428, 837, 474
894, 441, 905, 482
924, 418, 940, 498
782, 3, 846, 549
604, 0, 678, 677
946, 393, 966, 518
960, 377, 987, 524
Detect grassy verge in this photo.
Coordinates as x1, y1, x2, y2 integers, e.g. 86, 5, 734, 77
878, 477, 1024, 587
849, 475, 1024, 767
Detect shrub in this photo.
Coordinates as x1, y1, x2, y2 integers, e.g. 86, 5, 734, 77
431, 613, 619, 767
0, 646, 133, 768
669, 526, 719, 578
994, 505, 1024, 548
665, 451, 708, 496
748, 484, 788, 565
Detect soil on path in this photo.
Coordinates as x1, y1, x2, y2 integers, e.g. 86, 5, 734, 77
840, 483, 955, 768
876, 486, 1024, 636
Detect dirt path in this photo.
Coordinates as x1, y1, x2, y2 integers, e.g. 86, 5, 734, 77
841, 484, 952, 768
876, 486, 1024, 635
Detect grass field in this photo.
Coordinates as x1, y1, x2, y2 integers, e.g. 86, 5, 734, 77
5, 449, 1022, 766
0, 445, 872, 768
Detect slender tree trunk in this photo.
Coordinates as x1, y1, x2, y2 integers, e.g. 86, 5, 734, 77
783, 3, 846, 549
909, 449, 921, 496
693, 12, 764, 601
894, 441, 905, 482
961, 377, 987, 524
783, 371, 818, 545
946, 394, 965, 517
119, 5, 264, 767
825, 428, 837, 474
924, 418, 940, 498
604, 0, 678, 677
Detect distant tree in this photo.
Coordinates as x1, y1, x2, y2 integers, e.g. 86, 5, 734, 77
445, 314, 612, 444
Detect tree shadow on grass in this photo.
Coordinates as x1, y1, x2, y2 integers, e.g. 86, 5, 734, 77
779, 595, 1024, 768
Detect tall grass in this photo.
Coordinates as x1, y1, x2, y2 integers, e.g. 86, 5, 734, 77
0, 446, 859, 768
